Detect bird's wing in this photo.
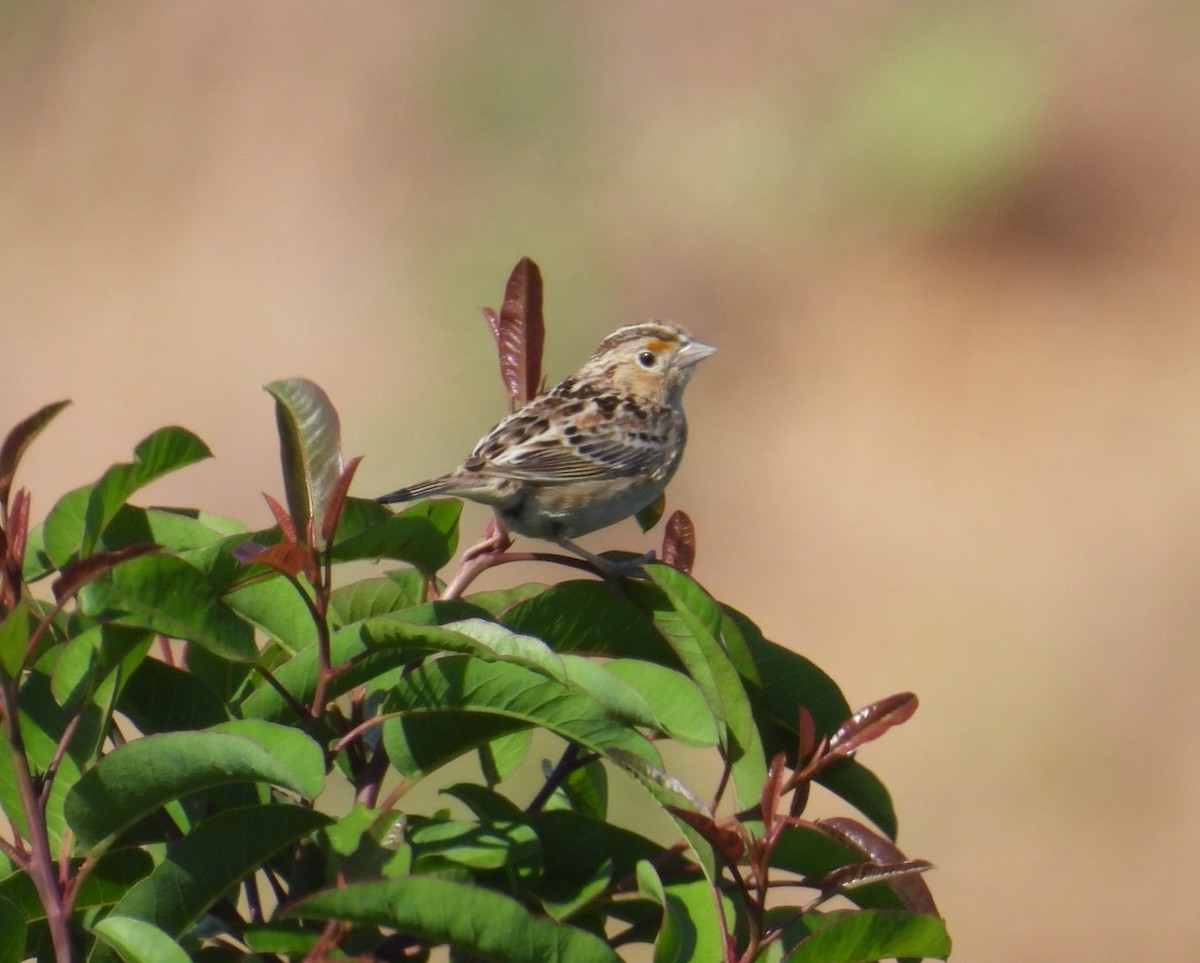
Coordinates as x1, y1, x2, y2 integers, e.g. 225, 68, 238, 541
468, 396, 676, 483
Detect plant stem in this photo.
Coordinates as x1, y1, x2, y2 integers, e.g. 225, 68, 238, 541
0, 680, 73, 962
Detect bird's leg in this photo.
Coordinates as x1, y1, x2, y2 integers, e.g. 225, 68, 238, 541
556, 537, 655, 579
464, 516, 513, 561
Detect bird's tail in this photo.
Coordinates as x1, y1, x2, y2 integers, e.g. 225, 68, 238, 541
376, 477, 454, 505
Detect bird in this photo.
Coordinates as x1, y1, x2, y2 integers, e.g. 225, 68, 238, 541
377, 321, 716, 574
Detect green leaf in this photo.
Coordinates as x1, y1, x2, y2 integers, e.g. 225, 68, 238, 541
238, 607, 492, 722
82, 426, 212, 556
444, 617, 567, 679
0, 600, 31, 678
224, 575, 317, 654
0, 669, 106, 848
604, 750, 721, 884
265, 378, 344, 546
50, 624, 151, 713
42, 484, 91, 570
637, 861, 730, 963
409, 817, 540, 876
477, 728, 532, 785
0, 896, 26, 963
732, 608, 852, 739
463, 581, 545, 617
383, 655, 659, 778
80, 554, 257, 662
633, 565, 768, 811
603, 659, 718, 747
288, 877, 620, 963
64, 722, 324, 852
91, 805, 330, 963
503, 580, 678, 664
91, 917, 191, 963
331, 498, 461, 573
557, 757, 608, 820
783, 909, 951, 962
100, 505, 246, 555
330, 572, 428, 623
119, 655, 230, 734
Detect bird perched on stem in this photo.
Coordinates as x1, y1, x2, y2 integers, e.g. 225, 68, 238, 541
377, 321, 716, 575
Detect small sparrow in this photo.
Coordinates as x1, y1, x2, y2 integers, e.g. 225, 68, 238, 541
377, 321, 716, 573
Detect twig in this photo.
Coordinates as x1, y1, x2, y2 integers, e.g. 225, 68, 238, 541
525, 743, 582, 814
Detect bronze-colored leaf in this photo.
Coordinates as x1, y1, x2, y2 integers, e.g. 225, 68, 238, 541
0, 400, 70, 511
264, 379, 345, 547
823, 692, 919, 765
6, 488, 29, 571
236, 541, 318, 583
321, 455, 363, 545
496, 257, 545, 409
480, 305, 501, 343
661, 510, 696, 574
817, 858, 934, 894
51, 543, 160, 602
760, 751, 789, 835
817, 815, 939, 914
665, 805, 745, 863
263, 492, 298, 543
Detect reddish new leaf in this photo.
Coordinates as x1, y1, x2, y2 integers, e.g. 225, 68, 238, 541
816, 859, 934, 895
481, 306, 501, 343
236, 541, 319, 584
321, 455, 363, 545
0, 399, 70, 511
661, 510, 696, 574
665, 806, 745, 863
263, 491, 298, 543
823, 692, 919, 765
6, 488, 29, 569
496, 257, 545, 409
51, 543, 160, 602
818, 816, 939, 915
760, 752, 788, 837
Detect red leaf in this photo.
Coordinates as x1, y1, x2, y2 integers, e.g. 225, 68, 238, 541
817, 816, 939, 915
237, 540, 319, 584
321, 455, 363, 545
823, 692, 919, 765
6, 488, 29, 571
480, 306, 501, 343
661, 510, 696, 574
760, 752, 788, 835
665, 806, 745, 862
796, 704, 818, 764
496, 257, 545, 409
0, 400, 71, 510
816, 859, 935, 896
51, 543, 160, 602
263, 491, 298, 543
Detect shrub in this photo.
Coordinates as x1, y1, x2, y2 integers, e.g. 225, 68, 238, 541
0, 262, 949, 962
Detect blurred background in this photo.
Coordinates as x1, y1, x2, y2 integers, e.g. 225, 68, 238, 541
3, 1, 1199, 958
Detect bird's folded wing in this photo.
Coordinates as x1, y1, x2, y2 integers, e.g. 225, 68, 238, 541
482, 425, 666, 482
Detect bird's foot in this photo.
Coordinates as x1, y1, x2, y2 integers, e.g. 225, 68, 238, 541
464, 520, 513, 561
558, 539, 655, 580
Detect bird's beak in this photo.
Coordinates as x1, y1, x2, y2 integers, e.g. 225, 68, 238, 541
677, 337, 717, 368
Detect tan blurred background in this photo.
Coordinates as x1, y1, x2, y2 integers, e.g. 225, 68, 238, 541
4, 1, 1199, 958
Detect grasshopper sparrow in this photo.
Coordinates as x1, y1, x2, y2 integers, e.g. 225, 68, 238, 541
377, 321, 716, 573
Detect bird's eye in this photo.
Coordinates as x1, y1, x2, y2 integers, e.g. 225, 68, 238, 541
637, 350, 657, 368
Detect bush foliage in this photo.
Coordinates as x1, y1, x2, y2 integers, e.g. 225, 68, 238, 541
0, 262, 950, 962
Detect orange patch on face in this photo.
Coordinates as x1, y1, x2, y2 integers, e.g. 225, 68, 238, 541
645, 339, 671, 353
